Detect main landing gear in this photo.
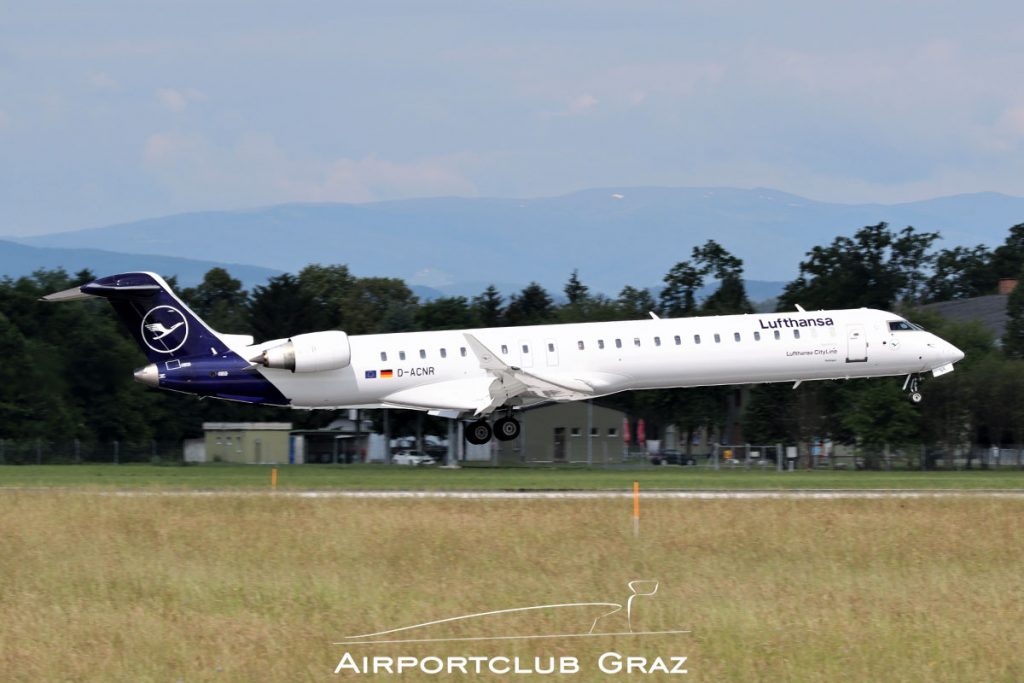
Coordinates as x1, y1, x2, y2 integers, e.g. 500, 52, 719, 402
465, 413, 521, 445
903, 373, 923, 404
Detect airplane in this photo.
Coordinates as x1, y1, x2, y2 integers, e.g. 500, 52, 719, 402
43, 271, 965, 445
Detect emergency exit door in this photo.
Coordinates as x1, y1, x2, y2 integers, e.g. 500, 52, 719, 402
846, 324, 868, 363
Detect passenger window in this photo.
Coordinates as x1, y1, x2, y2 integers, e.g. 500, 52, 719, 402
522, 344, 529, 353
674, 335, 681, 345
380, 351, 387, 361
399, 351, 406, 360
548, 342, 555, 352
714, 333, 721, 343
615, 339, 623, 348
654, 336, 661, 346
440, 348, 447, 358
794, 330, 801, 339
754, 331, 761, 341
774, 330, 781, 340
598, 339, 605, 349
634, 337, 641, 347
460, 347, 467, 357
734, 332, 741, 342
577, 340, 584, 350
501, 344, 508, 354
419, 349, 426, 359
694, 334, 701, 344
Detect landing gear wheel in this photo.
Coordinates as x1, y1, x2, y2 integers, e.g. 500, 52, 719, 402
466, 420, 493, 445
904, 373, 923, 403
493, 416, 521, 441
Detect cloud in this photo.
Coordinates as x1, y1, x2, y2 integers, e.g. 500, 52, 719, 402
567, 94, 599, 115
87, 71, 118, 89
141, 131, 477, 205
156, 88, 206, 112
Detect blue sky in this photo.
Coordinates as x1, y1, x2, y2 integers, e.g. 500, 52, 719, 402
3, 1, 1024, 235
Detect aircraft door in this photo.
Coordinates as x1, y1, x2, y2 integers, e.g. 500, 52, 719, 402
846, 324, 868, 363
553, 427, 566, 462
545, 339, 559, 367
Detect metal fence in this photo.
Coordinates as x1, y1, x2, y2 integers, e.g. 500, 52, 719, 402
0, 439, 184, 465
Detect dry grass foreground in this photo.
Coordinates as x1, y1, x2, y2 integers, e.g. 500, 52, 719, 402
1, 493, 1022, 682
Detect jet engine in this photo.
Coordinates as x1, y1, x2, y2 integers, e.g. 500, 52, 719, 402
251, 330, 351, 373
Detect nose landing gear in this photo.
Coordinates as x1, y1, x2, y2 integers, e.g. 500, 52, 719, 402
903, 373, 923, 403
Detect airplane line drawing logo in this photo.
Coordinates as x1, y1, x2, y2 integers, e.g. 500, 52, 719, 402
335, 580, 689, 646
139, 305, 189, 354
145, 321, 184, 341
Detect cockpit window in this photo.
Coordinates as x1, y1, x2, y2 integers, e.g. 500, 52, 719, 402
888, 320, 915, 331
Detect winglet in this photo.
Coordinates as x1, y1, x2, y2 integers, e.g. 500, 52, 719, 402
463, 333, 508, 371
795, 304, 806, 313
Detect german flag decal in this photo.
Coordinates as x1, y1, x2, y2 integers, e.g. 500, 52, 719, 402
380, 369, 394, 378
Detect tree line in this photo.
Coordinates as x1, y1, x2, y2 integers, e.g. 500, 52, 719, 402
2, 221, 1024, 465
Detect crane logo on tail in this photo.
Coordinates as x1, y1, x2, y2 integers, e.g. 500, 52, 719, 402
140, 306, 189, 354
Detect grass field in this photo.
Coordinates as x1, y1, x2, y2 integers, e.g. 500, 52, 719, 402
1, 491, 1022, 682
3, 463, 1024, 490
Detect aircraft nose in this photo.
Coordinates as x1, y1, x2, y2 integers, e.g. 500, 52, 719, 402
942, 340, 965, 364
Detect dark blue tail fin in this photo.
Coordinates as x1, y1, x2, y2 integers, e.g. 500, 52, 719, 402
76, 271, 226, 362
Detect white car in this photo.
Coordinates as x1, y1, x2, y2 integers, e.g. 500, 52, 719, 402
391, 450, 436, 466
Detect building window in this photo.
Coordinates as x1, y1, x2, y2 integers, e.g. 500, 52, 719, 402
598, 339, 605, 349
419, 349, 426, 359
714, 333, 721, 343
571, 427, 581, 437
674, 335, 681, 345
399, 351, 406, 360
734, 332, 741, 342
694, 334, 701, 344
608, 427, 618, 437
578, 340, 585, 350
774, 330, 781, 340
590, 427, 599, 436
654, 336, 661, 346
440, 348, 447, 358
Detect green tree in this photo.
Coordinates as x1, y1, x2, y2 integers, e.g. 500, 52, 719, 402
181, 267, 250, 334
616, 286, 658, 319
248, 273, 315, 341
473, 286, 505, 327
416, 296, 478, 331
1002, 271, 1024, 358
297, 264, 356, 330
342, 277, 418, 333
923, 245, 997, 302
991, 223, 1024, 279
505, 283, 554, 326
779, 223, 939, 311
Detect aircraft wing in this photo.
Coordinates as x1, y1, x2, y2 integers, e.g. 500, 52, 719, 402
462, 333, 598, 416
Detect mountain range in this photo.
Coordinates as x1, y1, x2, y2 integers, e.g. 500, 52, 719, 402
5, 186, 1023, 296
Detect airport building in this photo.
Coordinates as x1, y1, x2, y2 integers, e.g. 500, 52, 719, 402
202, 422, 293, 464
488, 402, 627, 465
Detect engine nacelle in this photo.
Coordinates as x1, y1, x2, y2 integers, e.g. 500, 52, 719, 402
252, 330, 351, 373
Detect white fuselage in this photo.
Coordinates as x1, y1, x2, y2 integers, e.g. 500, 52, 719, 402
240, 308, 963, 413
